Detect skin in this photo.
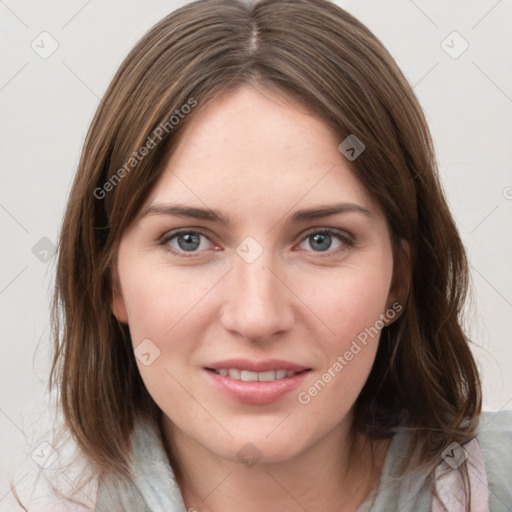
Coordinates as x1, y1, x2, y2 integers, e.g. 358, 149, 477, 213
112, 84, 405, 512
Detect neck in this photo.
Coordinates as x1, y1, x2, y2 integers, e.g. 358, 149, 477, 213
161, 414, 390, 512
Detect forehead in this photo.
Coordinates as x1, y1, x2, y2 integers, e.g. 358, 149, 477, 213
143, 85, 379, 225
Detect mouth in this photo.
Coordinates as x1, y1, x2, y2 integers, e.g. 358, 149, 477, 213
203, 360, 312, 404
205, 367, 310, 382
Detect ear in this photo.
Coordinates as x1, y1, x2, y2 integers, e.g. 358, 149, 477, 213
110, 265, 129, 324
386, 239, 411, 319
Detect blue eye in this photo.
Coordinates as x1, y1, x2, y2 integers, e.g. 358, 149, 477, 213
298, 229, 352, 254
160, 230, 213, 255
159, 227, 353, 258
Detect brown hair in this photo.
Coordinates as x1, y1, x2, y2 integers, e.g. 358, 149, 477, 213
22, 0, 483, 508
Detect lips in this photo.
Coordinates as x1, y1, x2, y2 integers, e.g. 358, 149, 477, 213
204, 358, 312, 404
208, 368, 301, 382
205, 358, 310, 373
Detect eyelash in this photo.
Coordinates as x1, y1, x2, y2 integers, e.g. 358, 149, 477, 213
158, 227, 354, 259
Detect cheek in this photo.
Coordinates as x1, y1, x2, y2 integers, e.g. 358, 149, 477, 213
296, 271, 389, 414
119, 262, 214, 342
298, 260, 393, 346
119, 263, 221, 406
121, 265, 211, 409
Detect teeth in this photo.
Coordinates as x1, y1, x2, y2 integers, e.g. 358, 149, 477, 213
258, 370, 276, 381
213, 368, 299, 381
228, 368, 240, 380
240, 370, 259, 382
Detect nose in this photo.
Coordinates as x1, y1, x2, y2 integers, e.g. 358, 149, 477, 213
219, 253, 295, 343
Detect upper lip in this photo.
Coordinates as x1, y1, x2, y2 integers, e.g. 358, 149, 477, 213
205, 358, 311, 373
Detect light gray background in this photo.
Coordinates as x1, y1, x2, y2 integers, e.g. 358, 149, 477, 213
1, 0, 511, 498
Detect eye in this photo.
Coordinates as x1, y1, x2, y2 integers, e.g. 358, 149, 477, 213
158, 227, 353, 258
298, 228, 353, 255
159, 229, 215, 256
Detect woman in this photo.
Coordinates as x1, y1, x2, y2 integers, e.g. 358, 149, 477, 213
10, 0, 512, 510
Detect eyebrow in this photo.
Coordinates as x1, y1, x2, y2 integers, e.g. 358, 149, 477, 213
140, 202, 372, 225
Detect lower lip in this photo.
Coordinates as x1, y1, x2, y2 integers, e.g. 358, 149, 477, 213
204, 369, 310, 404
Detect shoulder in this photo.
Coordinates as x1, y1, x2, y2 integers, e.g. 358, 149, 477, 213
476, 410, 512, 510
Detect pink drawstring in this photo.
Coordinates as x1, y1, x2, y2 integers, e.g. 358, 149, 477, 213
432, 438, 490, 512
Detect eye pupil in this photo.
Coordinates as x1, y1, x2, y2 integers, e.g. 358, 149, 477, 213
310, 233, 331, 251
177, 233, 201, 251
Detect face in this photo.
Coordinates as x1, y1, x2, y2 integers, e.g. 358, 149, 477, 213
112, 85, 400, 466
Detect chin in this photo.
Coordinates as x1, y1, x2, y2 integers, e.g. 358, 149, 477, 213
204, 427, 314, 466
